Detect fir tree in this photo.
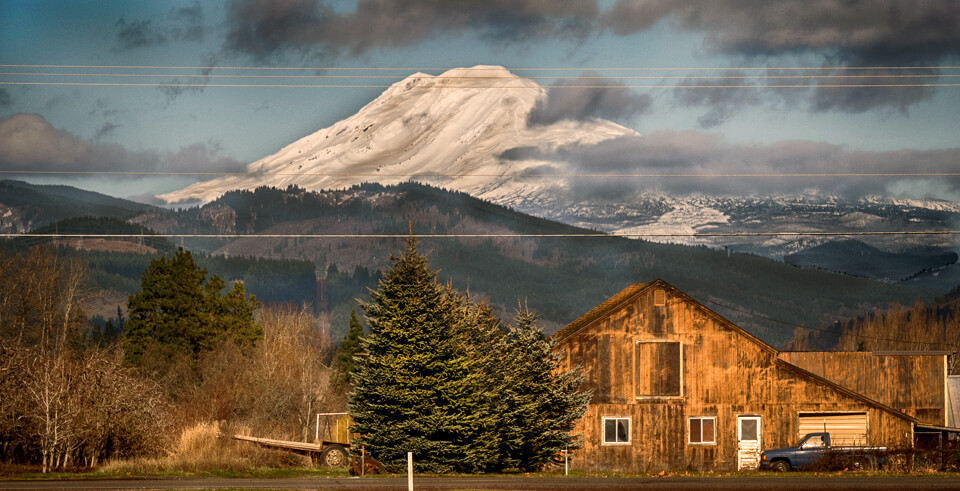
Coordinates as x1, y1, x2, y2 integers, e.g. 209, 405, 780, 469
350, 238, 589, 473
350, 237, 481, 473
500, 307, 590, 471
333, 309, 365, 388
122, 248, 261, 366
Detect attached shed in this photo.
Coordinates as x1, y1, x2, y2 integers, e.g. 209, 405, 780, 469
554, 280, 918, 472
779, 351, 951, 426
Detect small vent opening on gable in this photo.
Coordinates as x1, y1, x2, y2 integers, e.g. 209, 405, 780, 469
654, 289, 666, 307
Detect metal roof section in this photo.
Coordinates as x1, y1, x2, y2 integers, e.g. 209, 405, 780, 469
948, 376, 960, 428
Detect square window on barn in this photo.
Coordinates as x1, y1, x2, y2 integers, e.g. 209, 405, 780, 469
635, 340, 682, 398
689, 416, 716, 445
602, 417, 631, 445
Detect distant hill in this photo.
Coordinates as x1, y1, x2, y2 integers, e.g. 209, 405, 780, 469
0, 180, 155, 233
785, 239, 958, 282
133, 183, 941, 346
2, 180, 946, 346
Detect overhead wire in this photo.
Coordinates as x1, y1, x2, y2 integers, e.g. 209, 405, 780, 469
4, 81, 958, 89
3, 231, 959, 239
2, 170, 959, 178
2, 63, 959, 71
3, 63, 957, 88
695, 295, 960, 351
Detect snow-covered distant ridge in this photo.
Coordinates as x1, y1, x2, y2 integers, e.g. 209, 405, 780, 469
160, 65, 637, 205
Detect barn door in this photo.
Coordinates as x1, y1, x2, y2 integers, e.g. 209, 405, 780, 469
737, 416, 762, 470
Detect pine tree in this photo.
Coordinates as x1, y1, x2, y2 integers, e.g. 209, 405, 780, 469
122, 248, 261, 366
349, 238, 590, 473
350, 237, 481, 473
448, 294, 509, 472
500, 307, 590, 471
333, 309, 364, 388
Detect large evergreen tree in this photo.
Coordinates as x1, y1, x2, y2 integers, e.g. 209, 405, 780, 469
350, 237, 484, 473
122, 248, 261, 366
500, 307, 590, 471
350, 238, 589, 473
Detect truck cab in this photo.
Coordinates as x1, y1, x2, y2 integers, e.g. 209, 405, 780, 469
760, 432, 883, 471
760, 433, 829, 471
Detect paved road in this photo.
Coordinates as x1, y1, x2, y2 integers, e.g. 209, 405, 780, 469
3, 476, 960, 491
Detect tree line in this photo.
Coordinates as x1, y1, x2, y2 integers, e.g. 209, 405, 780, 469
349, 237, 589, 472
1, 241, 589, 473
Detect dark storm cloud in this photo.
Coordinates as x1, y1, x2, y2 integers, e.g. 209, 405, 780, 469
0, 113, 245, 176
169, 2, 205, 42
602, 0, 960, 113
115, 18, 165, 49
510, 132, 960, 200
673, 71, 764, 128
93, 121, 121, 140
528, 74, 652, 125
222, 0, 599, 61
220, 0, 958, 117
114, 1, 205, 49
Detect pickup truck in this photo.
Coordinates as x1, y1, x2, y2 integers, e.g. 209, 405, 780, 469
759, 432, 887, 471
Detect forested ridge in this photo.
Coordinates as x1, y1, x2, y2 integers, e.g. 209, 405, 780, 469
2, 182, 945, 346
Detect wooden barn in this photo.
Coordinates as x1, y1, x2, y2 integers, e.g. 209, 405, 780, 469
553, 279, 951, 472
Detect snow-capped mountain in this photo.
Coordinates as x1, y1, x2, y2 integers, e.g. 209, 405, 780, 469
161, 66, 959, 259
161, 65, 636, 205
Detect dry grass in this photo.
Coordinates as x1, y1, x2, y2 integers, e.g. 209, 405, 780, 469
98, 421, 311, 475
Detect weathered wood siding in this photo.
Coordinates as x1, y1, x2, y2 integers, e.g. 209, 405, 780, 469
779, 351, 947, 426
558, 282, 915, 472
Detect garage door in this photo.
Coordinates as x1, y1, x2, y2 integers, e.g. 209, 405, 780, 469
798, 413, 867, 445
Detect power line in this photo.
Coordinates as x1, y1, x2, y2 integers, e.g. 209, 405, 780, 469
3, 81, 958, 89
3, 170, 959, 178
2, 64, 958, 71
4, 231, 958, 240
4, 71, 956, 80
697, 295, 959, 351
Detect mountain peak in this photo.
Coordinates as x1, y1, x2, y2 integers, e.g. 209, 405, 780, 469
160, 66, 636, 205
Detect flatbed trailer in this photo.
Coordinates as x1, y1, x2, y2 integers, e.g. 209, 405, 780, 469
232, 434, 350, 467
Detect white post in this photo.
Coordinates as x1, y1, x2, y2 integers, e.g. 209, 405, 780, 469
315, 413, 320, 443
407, 452, 414, 491
565, 445, 569, 476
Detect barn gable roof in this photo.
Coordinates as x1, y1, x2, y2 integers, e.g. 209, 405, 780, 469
553, 278, 919, 423
553, 279, 776, 355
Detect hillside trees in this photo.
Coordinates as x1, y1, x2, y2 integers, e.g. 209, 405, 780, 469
332, 310, 364, 388
350, 237, 588, 473
0, 247, 168, 470
122, 248, 262, 369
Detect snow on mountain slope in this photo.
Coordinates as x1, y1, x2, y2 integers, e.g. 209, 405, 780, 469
160, 66, 636, 205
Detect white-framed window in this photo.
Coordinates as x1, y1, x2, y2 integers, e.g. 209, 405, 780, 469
602, 417, 631, 445
688, 416, 716, 445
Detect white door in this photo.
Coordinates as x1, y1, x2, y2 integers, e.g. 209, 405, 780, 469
737, 416, 762, 470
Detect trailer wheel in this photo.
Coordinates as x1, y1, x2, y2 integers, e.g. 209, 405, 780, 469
770, 460, 791, 472
320, 445, 348, 467
850, 456, 874, 471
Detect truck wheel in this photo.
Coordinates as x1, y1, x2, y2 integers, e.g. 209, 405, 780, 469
320, 445, 348, 468
770, 460, 791, 472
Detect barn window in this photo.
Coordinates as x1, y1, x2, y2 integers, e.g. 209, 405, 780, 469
602, 417, 631, 445
654, 289, 666, 306
635, 340, 682, 398
689, 416, 716, 444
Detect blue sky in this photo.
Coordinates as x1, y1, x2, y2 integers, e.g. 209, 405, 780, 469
1, 0, 958, 201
